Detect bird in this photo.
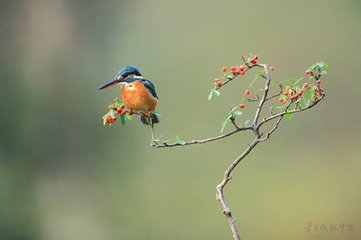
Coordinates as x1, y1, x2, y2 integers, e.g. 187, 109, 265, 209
98, 65, 159, 138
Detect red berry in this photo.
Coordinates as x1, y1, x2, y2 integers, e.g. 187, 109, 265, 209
221, 67, 227, 72
316, 80, 321, 84
106, 115, 116, 124
215, 80, 222, 87
278, 97, 285, 105
239, 65, 247, 71
238, 65, 247, 75
119, 109, 126, 115
230, 66, 237, 72
305, 70, 314, 76
244, 89, 251, 96
116, 107, 123, 114
214, 77, 220, 82
270, 66, 275, 72
250, 55, 258, 64
237, 69, 245, 75
239, 103, 246, 109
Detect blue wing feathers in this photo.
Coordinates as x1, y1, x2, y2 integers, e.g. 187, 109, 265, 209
141, 79, 158, 99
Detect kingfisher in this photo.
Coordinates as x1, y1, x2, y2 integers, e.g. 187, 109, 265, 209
98, 65, 159, 138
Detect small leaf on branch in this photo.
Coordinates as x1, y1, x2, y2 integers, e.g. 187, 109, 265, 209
120, 115, 126, 125
284, 112, 293, 120
233, 111, 243, 116
293, 77, 303, 86
244, 120, 251, 127
214, 89, 221, 96
221, 119, 231, 133
208, 90, 213, 100
173, 135, 186, 145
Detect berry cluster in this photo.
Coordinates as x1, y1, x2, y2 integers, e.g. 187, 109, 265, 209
213, 54, 264, 89
209, 54, 327, 133
278, 62, 327, 106
210, 54, 277, 110
102, 98, 133, 125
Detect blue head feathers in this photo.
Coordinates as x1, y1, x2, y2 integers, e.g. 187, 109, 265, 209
116, 65, 142, 78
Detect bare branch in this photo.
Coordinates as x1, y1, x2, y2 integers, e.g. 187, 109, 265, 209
151, 126, 252, 148
259, 116, 283, 142
252, 64, 272, 127
216, 137, 260, 240
265, 85, 283, 101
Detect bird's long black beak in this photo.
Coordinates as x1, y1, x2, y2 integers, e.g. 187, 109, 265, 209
98, 77, 124, 90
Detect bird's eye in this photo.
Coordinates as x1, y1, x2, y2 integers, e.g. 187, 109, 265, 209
129, 84, 133, 88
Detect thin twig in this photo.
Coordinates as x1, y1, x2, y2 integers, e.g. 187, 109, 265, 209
151, 126, 252, 148
258, 94, 325, 129
252, 64, 271, 127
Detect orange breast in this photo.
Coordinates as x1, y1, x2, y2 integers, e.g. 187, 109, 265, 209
121, 80, 158, 112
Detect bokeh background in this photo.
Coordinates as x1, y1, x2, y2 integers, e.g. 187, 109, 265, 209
0, 0, 360, 239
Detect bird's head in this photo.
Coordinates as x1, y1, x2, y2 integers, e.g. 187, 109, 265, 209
98, 65, 142, 90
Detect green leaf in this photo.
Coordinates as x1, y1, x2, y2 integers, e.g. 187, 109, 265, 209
310, 63, 317, 70
221, 119, 230, 133
248, 73, 259, 88
174, 135, 186, 145
244, 120, 251, 127
257, 69, 266, 76
120, 115, 126, 125
302, 90, 311, 106
230, 106, 238, 113
208, 88, 221, 100
208, 90, 213, 100
320, 70, 327, 75
153, 135, 165, 142
293, 77, 303, 86
233, 111, 243, 116
153, 112, 162, 117
126, 114, 133, 120
284, 112, 293, 121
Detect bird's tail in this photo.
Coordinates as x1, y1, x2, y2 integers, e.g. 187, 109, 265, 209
140, 113, 159, 125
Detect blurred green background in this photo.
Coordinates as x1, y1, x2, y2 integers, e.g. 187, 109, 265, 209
1, 0, 360, 239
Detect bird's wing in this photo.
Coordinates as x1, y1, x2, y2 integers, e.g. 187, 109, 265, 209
141, 79, 158, 99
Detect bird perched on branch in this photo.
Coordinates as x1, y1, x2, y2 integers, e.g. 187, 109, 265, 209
98, 65, 159, 138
